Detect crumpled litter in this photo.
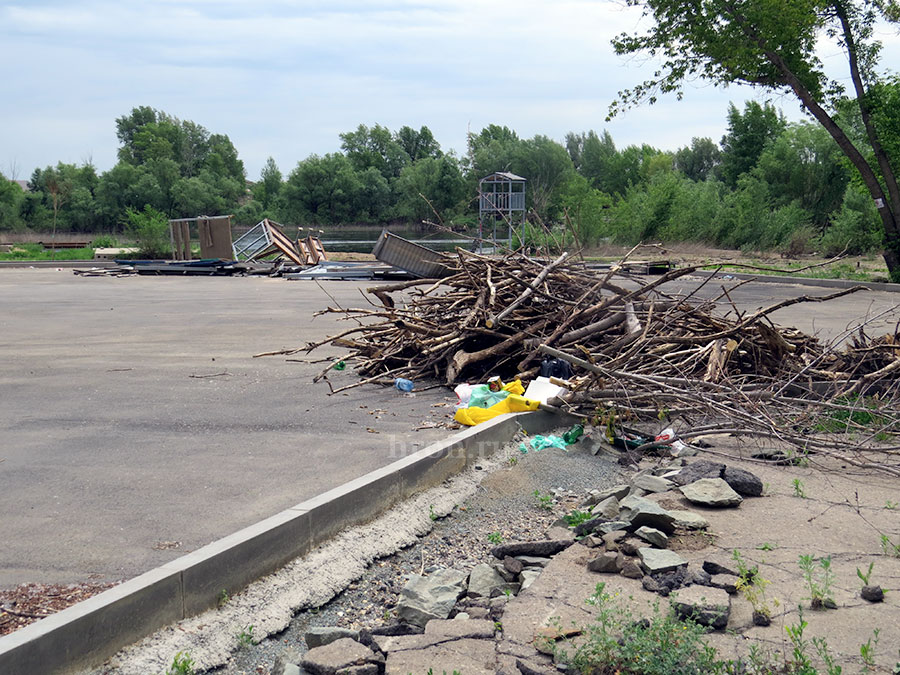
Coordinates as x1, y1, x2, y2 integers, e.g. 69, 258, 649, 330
518, 434, 568, 453
454, 379, 541, 426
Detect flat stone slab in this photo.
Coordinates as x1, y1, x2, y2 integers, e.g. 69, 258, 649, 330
633, 474, 675, 493
638, 547, 688, 574
618, 495, 677, 532
301, 637, 384, 675
680, 478, 743, 507
491, 540, 574, 559
396, 569, 467, 628
424, 618, 496, 639
384, 637, 497, 675
305, 626, 361, 649
634, 526, 669, 548
668, 509, 710, 530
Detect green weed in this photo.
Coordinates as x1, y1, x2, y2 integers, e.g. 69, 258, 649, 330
487, 531, 503, 544
798, 554, 836, 609
562, 509, 593, 527
216, 588, 229, 608
548, 583, 723, 675
533, 490, 553, 511
880, 534, 900, 557
164, 651, 195, 675
792, 478, 807, 499
857, 562, 875, 586
861, 628, 880, 669
236, 624, 254, 649
429, 505, 438, 522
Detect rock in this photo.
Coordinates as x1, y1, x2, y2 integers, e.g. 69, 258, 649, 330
671, 460, 725, 486
752, 610, 771, 626
305, 627, 361, 649
489, 595, 508, 621
515, 658, 558, 675
620, 559, 644, 579
573, 517, 608, 537
653, 567, 690, 594
503, 556, 524, 575
382, 637, 496, 674
396, 569, 467, 628
668, 509, 710, 530
633, 474, 675, 493
671, 586, 731, 630
638, 547, 688, 574
722, 466, 763, 497
466, 606, 490, 620
546, 525, 576, 540
672, 460, 762, 496
272, 651, 303, 675
680, 478, 743, 507
491, 540, 573, 559
861, 585, 884, 602
708, 573, 740, 595
688, 568, 712, 587
601, 530, 628, 547
596, 520, 630, 534
519, 569, 542, 591
370, 623, 424, 637
580, 534, 604, 548
634, 526, 669, 548
489, 582, 521, 598
702, 560, 738, 576
587, 552, 619, 573
642, 575, 662, 593
515, 555, 551, 568
468, 563, 508, 599
618, 495, 677, 533
590, 495, 620, 520
424, 618, 496, 639
493, 562, 517, 582
618, 538, 641, 556
301, 638, 384, 675
581, 484, 630, 507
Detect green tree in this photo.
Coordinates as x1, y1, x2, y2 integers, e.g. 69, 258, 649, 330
395, 155, 466, 221
256, 157, 283, 211
673, 137, 721, 182
281, 153, 362, 224
753, 122, 849, 227
0, 174, 25, 231
125, 204, 170, 258
610, 0, 900, 279
394, 125, 441, 162
340, 124, 409, 181
717, 102, 787, 187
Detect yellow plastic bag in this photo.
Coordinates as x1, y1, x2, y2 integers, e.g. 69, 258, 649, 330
454, 391, 540, 426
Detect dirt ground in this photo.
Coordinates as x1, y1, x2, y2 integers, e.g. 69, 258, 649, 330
584, 241, 892, 279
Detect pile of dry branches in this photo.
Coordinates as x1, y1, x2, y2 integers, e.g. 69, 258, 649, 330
260, 249, 900, 474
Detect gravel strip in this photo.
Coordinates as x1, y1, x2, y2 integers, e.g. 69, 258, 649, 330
214, 433, 624, 674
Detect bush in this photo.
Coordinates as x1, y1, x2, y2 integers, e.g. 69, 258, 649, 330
818, 186, 883, 256
124, 205, 170, 259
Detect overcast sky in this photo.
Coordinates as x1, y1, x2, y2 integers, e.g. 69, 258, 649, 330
1, 1, 896, 181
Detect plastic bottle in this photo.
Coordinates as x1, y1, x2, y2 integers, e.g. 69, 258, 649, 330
562, 424, 584, 444
394, 378, 414, 393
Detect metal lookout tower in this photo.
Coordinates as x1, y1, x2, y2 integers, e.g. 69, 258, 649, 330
478, 171, 526, 251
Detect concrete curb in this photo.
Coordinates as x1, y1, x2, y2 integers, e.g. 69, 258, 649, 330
691, 268, 900, 293
0, 410, 573, 674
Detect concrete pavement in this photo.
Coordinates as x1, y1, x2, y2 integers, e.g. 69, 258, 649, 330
1, 268, 898, 589
0, 269, 452, 587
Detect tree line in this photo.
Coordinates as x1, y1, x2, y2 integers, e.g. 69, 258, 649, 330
0, 100, 889, 262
